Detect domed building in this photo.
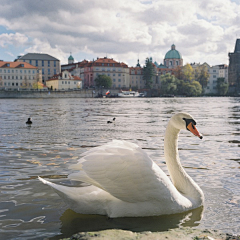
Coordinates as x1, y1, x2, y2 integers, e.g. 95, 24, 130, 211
164, 44, 183, 69
68, 53, 74, 64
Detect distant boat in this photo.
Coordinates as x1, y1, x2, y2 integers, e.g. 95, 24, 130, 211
118, 91, 140, 97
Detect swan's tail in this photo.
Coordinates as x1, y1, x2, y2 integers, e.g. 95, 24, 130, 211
38, 176, 110, 215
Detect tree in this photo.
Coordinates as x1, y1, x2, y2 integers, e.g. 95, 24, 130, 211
181, 64, 194, 82
217, 78, 228, 95
95, 75, 112, 88
195, 64, 210, 89
160, 73, 178, 95
143, 58, 154, 89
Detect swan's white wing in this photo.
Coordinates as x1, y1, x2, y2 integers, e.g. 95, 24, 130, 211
69, 140, 175, 203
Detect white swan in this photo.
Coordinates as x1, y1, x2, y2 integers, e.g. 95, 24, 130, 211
39, 112, 204, 218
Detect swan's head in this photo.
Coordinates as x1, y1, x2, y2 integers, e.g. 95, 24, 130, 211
170, 112, 203, 139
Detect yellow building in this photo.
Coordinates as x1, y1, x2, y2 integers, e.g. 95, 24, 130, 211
46, 70, 82, 90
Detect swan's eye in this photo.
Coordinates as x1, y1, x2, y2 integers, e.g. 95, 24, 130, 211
183, 118, 196, 130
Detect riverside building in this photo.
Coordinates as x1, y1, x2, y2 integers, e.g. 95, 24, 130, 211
0, 61, 42, 90
16, 53, 61, 84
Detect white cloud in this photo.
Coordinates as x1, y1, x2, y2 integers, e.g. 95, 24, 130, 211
0, 32, 28, 48
0, 0, 239, 66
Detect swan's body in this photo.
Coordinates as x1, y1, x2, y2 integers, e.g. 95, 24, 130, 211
39, 112, 204, 217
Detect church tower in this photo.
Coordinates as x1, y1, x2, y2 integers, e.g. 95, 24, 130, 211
68, 53, 74, 64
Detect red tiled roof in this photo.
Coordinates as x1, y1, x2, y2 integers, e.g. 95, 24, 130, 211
46, 71, 82, 82
0, 61, 38, 69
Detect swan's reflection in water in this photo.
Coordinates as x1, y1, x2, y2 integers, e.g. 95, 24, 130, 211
50, 206, 203, 240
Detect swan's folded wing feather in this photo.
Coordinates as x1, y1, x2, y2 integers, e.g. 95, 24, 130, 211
69, 140, 174, 203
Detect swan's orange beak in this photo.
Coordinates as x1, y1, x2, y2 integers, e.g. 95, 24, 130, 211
187, 122, 203, 139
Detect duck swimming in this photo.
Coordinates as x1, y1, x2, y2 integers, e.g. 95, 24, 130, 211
26, 118, 32, 124
39, 112, 204, 218
107, 117, 116, 124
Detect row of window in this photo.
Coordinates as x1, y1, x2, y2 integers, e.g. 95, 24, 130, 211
94, 68, 122, 72
61, 81, 78, 84
0, 82, 32, 87
23, 60, 57, 67
0, 69, 36, 74
42, 69, 57, 75
0, 75, 35, 80
96, 73, 122, 77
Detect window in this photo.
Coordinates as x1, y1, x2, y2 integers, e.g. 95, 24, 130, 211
48, 69, 50, 75
16, 83, 18, 86
65, 81, 67, 84
62, 81, 64, 84
54, 61, 56, 67
36, 60, 38, 66
68, 81, 70, 84
213, 75, 216, 78
29, 60, 32, 64
213, 70, 216, 72
42, 69, 44, 75
118, 79, 121, 82
48, 61, 50, 67
8, 69, 10, 73
42, 60, 44, 67
54, 69, 56, 75
113, 79, 116, 82
118, 73, 121, 76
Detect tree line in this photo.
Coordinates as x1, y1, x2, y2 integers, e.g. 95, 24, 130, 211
94, 58, 229, 96
143, 59, 228, 96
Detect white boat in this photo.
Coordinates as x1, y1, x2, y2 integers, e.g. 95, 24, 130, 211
118, 91, 140, 97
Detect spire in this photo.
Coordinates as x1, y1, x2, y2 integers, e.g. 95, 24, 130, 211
136, 59, 141, 67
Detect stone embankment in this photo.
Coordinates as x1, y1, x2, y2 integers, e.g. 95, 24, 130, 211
0, 89, 119, 98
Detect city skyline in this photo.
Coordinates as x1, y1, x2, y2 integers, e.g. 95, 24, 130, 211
0, 0, 240, 67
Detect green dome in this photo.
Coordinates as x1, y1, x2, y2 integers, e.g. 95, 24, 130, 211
164, 44, 182, 59
68, 55, 74, 60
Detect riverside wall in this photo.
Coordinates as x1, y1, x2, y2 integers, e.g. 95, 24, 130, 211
0, 89, 120, 98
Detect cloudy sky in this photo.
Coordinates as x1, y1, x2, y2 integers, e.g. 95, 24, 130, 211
0, 0, 240, 67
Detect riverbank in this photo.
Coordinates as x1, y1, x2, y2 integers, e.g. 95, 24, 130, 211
57, 228, 239, 240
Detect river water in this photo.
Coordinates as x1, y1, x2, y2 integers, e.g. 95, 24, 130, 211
0, 97, 239, 239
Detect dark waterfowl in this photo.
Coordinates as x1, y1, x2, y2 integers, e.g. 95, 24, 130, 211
26, 118, 32, 124
107, 117, 116, 124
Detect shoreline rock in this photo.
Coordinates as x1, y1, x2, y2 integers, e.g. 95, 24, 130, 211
57, 228, 240, 240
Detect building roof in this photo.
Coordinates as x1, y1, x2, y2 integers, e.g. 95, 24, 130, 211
17, 53, 59, 61
46, 71, 82, 81
68, 55, 74, 60
164, 44, 182, 59
0, 61, 38, 69
234, 39, 240, 53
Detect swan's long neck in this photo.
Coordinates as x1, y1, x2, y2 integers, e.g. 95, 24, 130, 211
164, 121, 204, 205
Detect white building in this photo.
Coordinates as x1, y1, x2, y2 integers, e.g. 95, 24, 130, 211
191, 62, 228, 94
0, 61, 42, 89
46, 70, 82, 90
